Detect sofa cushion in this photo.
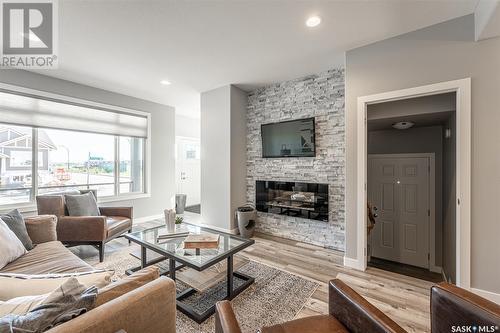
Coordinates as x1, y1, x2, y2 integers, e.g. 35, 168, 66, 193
0, 278, 97, 332
261, 315, 349, 333
24, 215, 57, 245
1, 209, 33, 250
95, 266, 160, 307
0, 293, 49, 316
65, 192, 100, 217
0, 270, 111, 301
0, 218, 27, 270
0, 241, 94, 274
106, 216, 132, 238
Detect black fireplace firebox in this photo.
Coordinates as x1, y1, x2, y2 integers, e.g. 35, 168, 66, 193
256, 181, 329, 222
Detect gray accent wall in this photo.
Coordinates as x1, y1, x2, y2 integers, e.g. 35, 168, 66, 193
345, 14, 500, 293
0, 70, 176, 219
246, 69, 345, 250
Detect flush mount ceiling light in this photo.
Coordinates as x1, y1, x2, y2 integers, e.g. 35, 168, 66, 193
306, 16, 321, 28
392, 121, 415, 130
160, 80, 171, 85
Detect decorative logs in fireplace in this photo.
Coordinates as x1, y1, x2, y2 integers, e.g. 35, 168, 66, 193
255, 180, 329, 222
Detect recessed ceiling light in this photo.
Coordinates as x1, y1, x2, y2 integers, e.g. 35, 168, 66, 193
306, 16, 321, 28
160, 80, 171, 85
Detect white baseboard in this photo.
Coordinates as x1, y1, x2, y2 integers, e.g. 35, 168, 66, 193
343, 256, 365, 271
471, 287, 500, 304
134, 214, 163, 224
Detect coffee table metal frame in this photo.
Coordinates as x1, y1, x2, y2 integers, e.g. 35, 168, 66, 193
124, 224, 255, 323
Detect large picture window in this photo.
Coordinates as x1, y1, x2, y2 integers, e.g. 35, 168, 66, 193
0, 124, 146, 206
0, 85, 149, 208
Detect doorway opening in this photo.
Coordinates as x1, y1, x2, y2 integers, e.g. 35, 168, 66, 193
366, 93, 457, 283
175, 136, 201, 214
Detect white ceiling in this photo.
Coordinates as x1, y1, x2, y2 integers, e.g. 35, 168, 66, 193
34, 0, 479, 118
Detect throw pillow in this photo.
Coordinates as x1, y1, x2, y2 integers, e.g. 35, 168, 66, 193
0, 278, 97, 333
0, 270, 112, 301
0, 209, 33, 250
0, 293, 49, 317
0, 218, 27, 270
64, 192, 100, 216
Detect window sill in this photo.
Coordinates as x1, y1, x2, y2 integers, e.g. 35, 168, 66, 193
0, 193, 151, 215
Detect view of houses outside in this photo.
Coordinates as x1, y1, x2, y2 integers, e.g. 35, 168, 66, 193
0, 125, 143, 206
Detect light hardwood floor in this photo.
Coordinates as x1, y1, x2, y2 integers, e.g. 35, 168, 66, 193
238, 233, 433, 333
75, 230, 434, 333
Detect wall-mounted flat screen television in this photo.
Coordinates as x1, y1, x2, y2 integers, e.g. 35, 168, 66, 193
261, 117, 315, 158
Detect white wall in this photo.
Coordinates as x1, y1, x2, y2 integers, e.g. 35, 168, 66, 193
200, 85, 247, 231
345, 15, 500, 294
201, 86, 231, 230
0, 70, 176, 219
175, 114, 200, 139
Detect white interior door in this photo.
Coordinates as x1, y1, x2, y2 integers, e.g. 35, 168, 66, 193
175, 137, 201, 207
368, 155, 430, 269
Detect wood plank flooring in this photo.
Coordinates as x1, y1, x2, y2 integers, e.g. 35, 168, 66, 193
238, 232, 434, 333
74, 229, 434, 333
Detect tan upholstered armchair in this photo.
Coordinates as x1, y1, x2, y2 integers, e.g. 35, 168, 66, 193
36, 193, 133, 262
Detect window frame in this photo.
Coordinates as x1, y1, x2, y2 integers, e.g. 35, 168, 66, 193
0, 83, 151, 213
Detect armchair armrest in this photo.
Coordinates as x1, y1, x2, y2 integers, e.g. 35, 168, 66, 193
329, 279, 407, 333
215, 300, 242, 333
46, 276, 176, 333
24, 215, 58, 244
99, 206, 133, 219
431, 283, 500, 333
57, 216, 107, 242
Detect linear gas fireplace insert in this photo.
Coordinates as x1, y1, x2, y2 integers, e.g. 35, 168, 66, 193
255, 180, 329, 221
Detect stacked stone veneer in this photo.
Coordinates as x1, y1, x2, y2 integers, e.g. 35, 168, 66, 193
246, 68, 345, 251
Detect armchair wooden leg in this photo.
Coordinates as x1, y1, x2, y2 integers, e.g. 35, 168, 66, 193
99, 242, 105, 262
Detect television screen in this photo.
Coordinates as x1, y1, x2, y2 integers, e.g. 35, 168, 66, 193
261, 117, 315, 158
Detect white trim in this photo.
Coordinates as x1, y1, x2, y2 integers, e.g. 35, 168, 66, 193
367, 153, 439, 272
470, 288, 500, 305
349, 78, 471, 290
343, 256, 365, 271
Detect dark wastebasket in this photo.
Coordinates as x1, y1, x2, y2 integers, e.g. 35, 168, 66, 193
236, 205, 256, 238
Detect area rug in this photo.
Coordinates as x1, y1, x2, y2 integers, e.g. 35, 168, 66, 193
86, 247, 318, 333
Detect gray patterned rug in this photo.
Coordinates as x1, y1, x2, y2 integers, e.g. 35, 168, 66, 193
87, 246, 318, 333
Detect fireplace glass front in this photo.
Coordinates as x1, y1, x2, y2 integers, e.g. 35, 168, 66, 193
256, 181, 329, 222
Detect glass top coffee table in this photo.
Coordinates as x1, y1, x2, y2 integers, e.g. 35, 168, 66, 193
124, 223, 255, 323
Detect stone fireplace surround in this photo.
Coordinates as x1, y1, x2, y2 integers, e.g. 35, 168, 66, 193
246, 68, 345, 250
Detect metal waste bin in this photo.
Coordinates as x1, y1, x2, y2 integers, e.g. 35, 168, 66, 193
236, 205, 256, 238
175, 194, 187, 214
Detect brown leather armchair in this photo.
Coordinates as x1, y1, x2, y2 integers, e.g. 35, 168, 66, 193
215, 279, 500, 333
36, 194, 133, 262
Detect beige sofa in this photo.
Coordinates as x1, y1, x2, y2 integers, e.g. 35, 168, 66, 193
1, 215, 176, 333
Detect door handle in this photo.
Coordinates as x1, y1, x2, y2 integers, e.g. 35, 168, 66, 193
373, 213, 378, 218
373, 206, 378, 211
